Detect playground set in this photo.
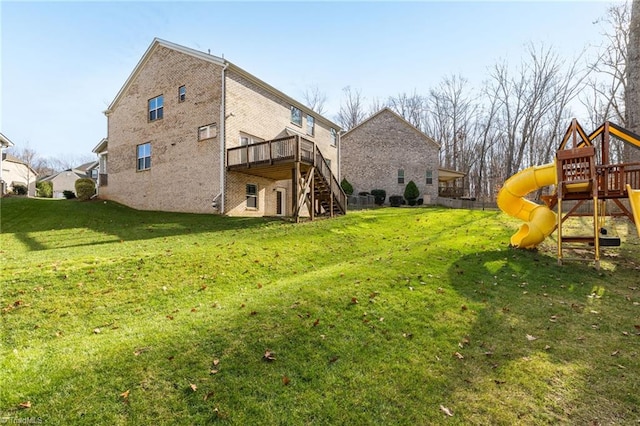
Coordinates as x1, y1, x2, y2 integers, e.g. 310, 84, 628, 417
498, 119, 640, 268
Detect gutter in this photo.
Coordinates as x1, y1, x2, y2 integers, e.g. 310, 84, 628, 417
218, 61, 229, 214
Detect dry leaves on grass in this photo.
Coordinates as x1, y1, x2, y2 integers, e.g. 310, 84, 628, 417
439, 405, 454, 417
18, 401, 31, 409
263, 350, 276, 361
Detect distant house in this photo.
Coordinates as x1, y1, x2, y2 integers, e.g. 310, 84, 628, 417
1, 132, 15, 195
39, 165, 95, 198
1, 153, 38, 197
340, 108, 442, 204
95, 38, 344, 219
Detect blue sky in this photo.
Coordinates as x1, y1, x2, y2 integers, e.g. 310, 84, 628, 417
1, 1, 618, 160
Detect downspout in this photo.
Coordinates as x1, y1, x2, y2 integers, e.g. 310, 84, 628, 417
219, 62, 229, 214
337, 131, 341, 182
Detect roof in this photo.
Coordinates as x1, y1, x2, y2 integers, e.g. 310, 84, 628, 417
2, 153, 38, 176
438, 167, 466, 182
74, 162, 96, 172
92, 138, 108, 154
40, 170, 88, 182
105, 38, 341, 131
0, 132, 15, 148
342, 107, 440, 149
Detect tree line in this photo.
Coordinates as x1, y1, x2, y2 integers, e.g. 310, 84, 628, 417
305, 3, 635, 202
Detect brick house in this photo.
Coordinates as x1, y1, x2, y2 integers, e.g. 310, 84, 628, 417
340, 108, 443, 204
97, 38, 345, 219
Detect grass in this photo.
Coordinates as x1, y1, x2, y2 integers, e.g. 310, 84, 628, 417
1, 197, 639, 425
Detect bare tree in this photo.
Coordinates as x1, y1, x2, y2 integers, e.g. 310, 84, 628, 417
388, 91, 426, 130
368, 96, 387, 116
336, 86, 367, 131
302, 85, 327, 116
581, 2, 631, 162
626, 0, 640, 161
426, 75, 476, 171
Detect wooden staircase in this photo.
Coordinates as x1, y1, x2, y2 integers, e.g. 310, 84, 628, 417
296, 145, 346, 220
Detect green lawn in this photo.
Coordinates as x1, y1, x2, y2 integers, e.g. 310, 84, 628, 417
1, 197, 639, 425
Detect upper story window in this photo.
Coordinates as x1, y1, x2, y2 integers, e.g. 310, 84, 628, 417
198, 123, 217, 141
330, 128, 337, 146
137, 142, 151, 171
306, 115, 315, 136
426, 170, 433, 185
148, 95, 163, 121
398, 169, 405, 184
178, 86, 186, 102
291, 106, 302, 127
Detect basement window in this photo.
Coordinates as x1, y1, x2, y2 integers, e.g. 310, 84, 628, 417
246, 184, 258, 209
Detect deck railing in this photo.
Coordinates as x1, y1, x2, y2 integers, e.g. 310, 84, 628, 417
227, 135, 346, 215
596, 162, 640, 196
314, 145, 347, 214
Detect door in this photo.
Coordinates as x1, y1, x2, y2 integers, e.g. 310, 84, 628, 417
276, 188, 286, 216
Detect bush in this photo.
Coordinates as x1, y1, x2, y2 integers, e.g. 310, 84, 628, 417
12, 184, 28, 195
370, 189, 386, 206
36, 181, 53, 198
341, 178, 354, 196
389, 195, 404, 207
417, 198, 424, 206
75, 178, 96, 201
63, 190, 76, 199
358, 191, 370, 196
404, 180, 420, 206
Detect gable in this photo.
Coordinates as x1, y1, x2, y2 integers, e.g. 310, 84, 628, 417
342, 108, 440, 152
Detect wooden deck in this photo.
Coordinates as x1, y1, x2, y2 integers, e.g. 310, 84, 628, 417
227, 135, 346, 220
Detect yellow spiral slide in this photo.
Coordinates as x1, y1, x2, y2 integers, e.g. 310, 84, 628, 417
497, 162, 557, 248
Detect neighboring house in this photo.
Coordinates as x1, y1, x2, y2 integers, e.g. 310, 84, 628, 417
340, 108, 443, 204
1, 132, 15, 195
96, 38, 344, 219
1, 153, 38, 197
39, 167, 94, 199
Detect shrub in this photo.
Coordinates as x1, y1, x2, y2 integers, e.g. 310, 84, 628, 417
358, 191, 370, 196
12, 184, 28, 195
36, 181, 53, 198
341, 178, 354, 196
389, 195, 404, 207
417, 198, 424, 206
370, 189, 386, 206
75, 178, 96, 201
63, 190, 76, 199
404, 180, 420, 206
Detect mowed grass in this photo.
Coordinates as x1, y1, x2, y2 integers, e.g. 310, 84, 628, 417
1, 197, 639, 425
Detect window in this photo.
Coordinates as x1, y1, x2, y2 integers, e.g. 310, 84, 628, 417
148, 95, 163, 121
330, 128, 337, 146
246, 183, 258, 209
325, 159, 332, 170
198, 123, 217, 140
137, 143, 151, 171
426, 170, 433, 185
291, 106, 302, 126
306, 115, 315, 136
178, 86, 186, 102
397, 169, 405, 184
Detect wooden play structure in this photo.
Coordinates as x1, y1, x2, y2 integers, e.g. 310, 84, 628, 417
498, 119, 640, 268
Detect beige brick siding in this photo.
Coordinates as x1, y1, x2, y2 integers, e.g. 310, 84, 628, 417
104, 40, 339, 216
340, 109, 440, 204
104, 45, 223, 213
223, 68, 337, 216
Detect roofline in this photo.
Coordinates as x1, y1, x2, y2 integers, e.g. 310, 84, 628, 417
0, 132, 15, 148
104, 38, 342, 131
104, 38, 226, 115
92, 137, 108, 154
226, 62, 342, 130
342, 107, 440, 149
438, 166, 466, 177
3, 155, 38, 176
